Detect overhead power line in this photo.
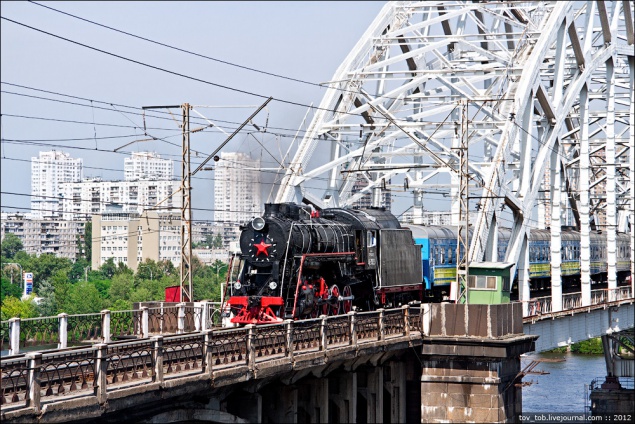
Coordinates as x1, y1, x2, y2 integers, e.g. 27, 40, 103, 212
0, 16, 363, 118
28, 1, 322, 88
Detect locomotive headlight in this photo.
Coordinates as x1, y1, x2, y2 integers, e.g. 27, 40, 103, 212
268, 281, 278, 290
233, 281, 242, 290
252, 217, 266, 231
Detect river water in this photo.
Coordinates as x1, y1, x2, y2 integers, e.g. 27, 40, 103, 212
522, 351, 606, 413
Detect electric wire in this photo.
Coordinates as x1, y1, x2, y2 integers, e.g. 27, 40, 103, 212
0, 16, 366, 119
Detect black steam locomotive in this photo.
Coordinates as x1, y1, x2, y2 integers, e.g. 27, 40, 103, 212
225, 203, 422, 324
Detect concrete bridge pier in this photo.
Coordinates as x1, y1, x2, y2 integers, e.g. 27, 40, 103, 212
290, 377, 328, 423
357, 366, 383, 423
329, 371, 357, 422
384, 361, 407, 423
261, 383, 298, 423
420, 303, 537, 423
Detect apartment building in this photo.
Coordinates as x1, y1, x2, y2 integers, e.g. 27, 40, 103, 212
91, 210, 181, 271
124, 151, 173, 181
61, 178, 181, 221
1, 212, 86, 260
31, 151, 83, 219
212, 152, 262, 249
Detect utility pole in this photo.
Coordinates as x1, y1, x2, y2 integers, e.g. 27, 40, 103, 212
141, 103, 193, 303
451, 99, 469, 303
181, 103, 193, 302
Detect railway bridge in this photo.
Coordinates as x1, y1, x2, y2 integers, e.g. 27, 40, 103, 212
2, 0, 635, 421
1, 294, 633, 423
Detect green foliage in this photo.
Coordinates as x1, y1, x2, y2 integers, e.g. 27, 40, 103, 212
547, 346, 568, 353
1, 251, 229, 316
570, 338, 604, 354
19, 254, 73, 293
1, 294, 38, 320
93, 279, 112, 300
1, 233, 24, 259
1, 276, 23, 303
65, 282, 104, 314
99, 258, 117, 279
109, 274, 133, 302
35, 281, 57, 316
83, 221, 92, 262
110, 299, 132, 311
69, 258, 90, 282
129, 287, 152, 304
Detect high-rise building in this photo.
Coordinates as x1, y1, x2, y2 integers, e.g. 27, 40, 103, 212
31, 151, 83, 219
124, 151, 173, 181
60, 151, 179, 221
350, 174, 392, 210
60, 178, 181, 220
213, 152, 262, 225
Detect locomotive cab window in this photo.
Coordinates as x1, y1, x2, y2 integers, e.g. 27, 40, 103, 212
367, 231, 376, 247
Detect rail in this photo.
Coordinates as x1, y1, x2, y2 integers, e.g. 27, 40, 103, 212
1, 306, 422, 414
524, 286, 634, 318
1, 301, 222, 355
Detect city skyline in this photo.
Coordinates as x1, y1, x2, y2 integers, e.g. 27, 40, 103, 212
1, 2, 386, 221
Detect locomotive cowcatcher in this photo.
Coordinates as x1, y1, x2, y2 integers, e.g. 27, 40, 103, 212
224, 203, 423, 325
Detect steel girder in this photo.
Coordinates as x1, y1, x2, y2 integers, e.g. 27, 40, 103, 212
275, 1, 635, 291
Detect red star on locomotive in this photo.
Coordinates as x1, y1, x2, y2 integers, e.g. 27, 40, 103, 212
253, 240, 271, 256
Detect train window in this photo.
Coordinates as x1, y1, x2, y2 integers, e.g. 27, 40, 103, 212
447, 247, 452, 264
529, 247, 535, 261
367, 231, 377, 248
440, 248, 445, 264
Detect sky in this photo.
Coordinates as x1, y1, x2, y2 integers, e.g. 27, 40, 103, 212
0, 1, 387, 222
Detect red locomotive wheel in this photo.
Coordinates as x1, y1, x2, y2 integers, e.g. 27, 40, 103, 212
330, 285, 340, 316
343, 285, 352, 313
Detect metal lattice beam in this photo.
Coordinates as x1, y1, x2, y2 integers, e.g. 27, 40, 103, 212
275, 1, 635, 302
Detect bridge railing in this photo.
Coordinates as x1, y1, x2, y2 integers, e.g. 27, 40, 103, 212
1, 305, 424, 413
1, 302, 223, 356
524, 287, 634, 318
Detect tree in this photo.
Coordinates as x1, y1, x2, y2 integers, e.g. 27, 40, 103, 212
1, 294, 38, 320
35, 280, 57, 316
1, 233, 24, 259
69, 258, 90, 282
99, 258, 117, 279
213, 233, 223, 248
83, 221, 92, 262
66, 282, 104, 314
20, 253, 73, 293
136, 259, 160, 281
1, 276, 23, 303
109, 273, 133, 303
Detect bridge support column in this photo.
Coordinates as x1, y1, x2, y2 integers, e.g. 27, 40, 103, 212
421, 304, 536, 423
297, 378, 328, 423
330, 371, 357, 423
366, 366, 383, 423
385, 361, 406, 423
263, 384, 297, 423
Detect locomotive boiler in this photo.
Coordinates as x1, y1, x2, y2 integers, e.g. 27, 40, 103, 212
225, 203, 423, 324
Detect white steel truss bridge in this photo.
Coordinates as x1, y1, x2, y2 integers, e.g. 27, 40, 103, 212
275, 1, 635, 310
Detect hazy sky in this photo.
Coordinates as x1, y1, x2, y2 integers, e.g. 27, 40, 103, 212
1, 1, 386, 222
